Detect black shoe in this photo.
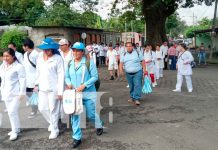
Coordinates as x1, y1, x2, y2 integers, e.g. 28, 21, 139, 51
96, 128, 103, 136
110, 76, 114, 80
71, 139, 81, 149
58, 119, 67, 134
115, 72, 118, 78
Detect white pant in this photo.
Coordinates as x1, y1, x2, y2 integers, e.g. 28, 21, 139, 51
4, 97, 20, 133
176, 74, 193, 91
38, 91, 60, 134
156, 68, 163, 79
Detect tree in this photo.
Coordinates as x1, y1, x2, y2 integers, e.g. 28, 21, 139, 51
166, 13, 187, 38
0, 0, 45, 25
112, 0, 215, 46
35, 3, 82, 26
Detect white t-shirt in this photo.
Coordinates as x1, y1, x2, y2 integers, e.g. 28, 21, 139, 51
107, 50, 118, 65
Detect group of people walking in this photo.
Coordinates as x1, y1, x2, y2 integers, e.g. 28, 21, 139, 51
0, 38, 103, 148
0, 37, 195, 148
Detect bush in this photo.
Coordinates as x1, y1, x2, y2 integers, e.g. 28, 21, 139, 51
0, 28, 27, 54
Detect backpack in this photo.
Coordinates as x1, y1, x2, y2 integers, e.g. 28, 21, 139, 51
68, 59, 101, 91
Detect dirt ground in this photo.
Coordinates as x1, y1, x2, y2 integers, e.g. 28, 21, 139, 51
1, 64, 218, 150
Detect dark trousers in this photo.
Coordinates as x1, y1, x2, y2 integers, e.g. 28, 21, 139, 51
164, 55, 168, 70
100, 56, 105, 64
169, 55, 177, 70
96, 57, 100, 68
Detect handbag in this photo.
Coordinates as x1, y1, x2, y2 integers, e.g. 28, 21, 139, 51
29, 92, 38, 105
142, 75, 152, 94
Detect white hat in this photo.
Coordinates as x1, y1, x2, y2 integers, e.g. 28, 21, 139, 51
59, 38, 69, 45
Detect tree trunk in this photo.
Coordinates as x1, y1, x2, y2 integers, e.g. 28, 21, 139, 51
145, 8, 168, 48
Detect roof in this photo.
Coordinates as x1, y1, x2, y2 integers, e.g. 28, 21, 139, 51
194, 27, 218, 34
31, 26, 104, 32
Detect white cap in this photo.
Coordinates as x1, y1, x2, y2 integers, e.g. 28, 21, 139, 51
59, 38, 69, 45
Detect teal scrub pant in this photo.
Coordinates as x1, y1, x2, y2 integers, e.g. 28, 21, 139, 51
71, 98, 103, 140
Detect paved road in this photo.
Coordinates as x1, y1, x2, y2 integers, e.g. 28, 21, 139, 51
1, 65, 218, 150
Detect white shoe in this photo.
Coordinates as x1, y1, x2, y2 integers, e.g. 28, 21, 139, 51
160, 75, 163, 78
49, 132, 59, 139
188, 89, 193, 93
152, 83, 156, 87
126, 85, 129, 88
172, 89, 181, 92
8, 130, 20, 136
154, 82, 158, 86
9, 133, 18, 141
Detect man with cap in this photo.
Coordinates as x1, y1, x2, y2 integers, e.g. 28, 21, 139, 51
65, 42, 103, 148
58, 38, 72, 133
35, 38, 65, 139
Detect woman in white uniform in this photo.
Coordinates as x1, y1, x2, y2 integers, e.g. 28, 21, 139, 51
155, 45, 164, 79
0, 48, 26, 141
35, 38, 65, 139
143, 45, 157, 87
173, 43, 194, 93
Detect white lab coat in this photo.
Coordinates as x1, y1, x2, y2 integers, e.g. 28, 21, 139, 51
143, 50, 155, 74
155, 50, 164, 69
0, 61, 26, 100
177, 51, 194, 76
23, 49, 39, 88
36, 53, 64, 135
15, 51, 24, 64
175, 50, 194, 91
160, 45, 168, 56
0, 61, 26, 134
36, 53, 64, 95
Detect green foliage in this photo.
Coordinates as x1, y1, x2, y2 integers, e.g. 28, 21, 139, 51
0, 28, 27, 53
166, 13, 187, 38
0, 0, 45, 25
185, 18, 212, 38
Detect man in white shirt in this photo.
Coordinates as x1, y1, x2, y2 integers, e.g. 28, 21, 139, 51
59, 38, 73, 70
160, 41, 169, 70
58, 38, 71, 133
23, 38, 39, 118
99, 43, 105, 65
8, 42, 24, 64
93, 42, 100, 68
106, 43, 118, 80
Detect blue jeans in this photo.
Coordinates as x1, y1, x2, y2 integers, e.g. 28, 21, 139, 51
125, 70, 143, 100
169, 55, 177, 70
199, 52, 206, 64
71, 98, 103, 140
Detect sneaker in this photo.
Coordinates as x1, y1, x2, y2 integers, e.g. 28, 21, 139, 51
96, 128, 103, 136
126, 84, 129, 88
9, 133, 18, 141
152, 83, 156, 87
109, 76, 114, 80
28, 112, 37, 119
172, 89, 181, 92
71, 139, 81, 149
135, 100, 140, 106
49, 132, 59, 139
8, 130, 20, 136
